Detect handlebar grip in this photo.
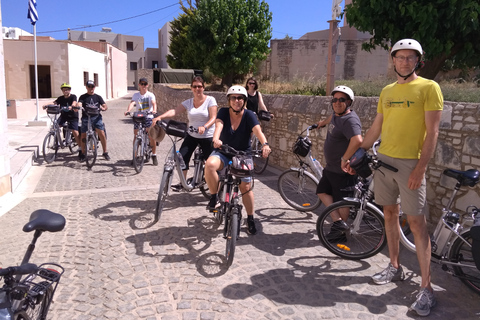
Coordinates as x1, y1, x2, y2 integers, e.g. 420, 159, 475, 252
311, 124, 319, 129
378, 160, 398, 172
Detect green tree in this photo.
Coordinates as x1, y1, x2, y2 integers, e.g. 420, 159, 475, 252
187, 0, 272, 86
167, 1, 204, 69
345, 0, 480, 79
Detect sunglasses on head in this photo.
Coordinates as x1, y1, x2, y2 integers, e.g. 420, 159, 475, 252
229, 96, 245, 102
331, 97, 347, 103
192, 85, 203, 89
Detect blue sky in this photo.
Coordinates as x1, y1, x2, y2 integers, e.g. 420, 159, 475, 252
2, 0, 345, 49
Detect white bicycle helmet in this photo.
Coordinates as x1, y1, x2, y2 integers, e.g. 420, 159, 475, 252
226, 85, 248, 99
331, 85, 354, 101
391, 39, 423, 57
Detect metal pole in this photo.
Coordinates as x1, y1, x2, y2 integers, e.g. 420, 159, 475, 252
326, 20, 339, 95
34, 23, 39, 121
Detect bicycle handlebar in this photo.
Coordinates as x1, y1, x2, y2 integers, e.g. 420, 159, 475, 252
0, 263, 38, 277
218, 144, 261, 157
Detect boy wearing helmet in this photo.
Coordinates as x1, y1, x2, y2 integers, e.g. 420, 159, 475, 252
316, 86, 362, 242
360, 39, 443, 316
204, 85, 271, 235
43, 83, 80, 149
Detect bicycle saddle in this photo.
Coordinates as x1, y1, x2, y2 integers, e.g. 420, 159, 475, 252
443, 168, 480, 187
23, 209, 66, 233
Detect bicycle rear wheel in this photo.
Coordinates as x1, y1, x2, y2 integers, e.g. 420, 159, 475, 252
42, 132, 58, 164
449, 231, 480, 295
133, 137, 145, 173
22, 281, 53, 320
278, 169, 321, 211
225, 209, 240, 267
316, 200, 387, 259
155, 170, 172, 223
85, 134, 98, 169
252, 136, 269, 174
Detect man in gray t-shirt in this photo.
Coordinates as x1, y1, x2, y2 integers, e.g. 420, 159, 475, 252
316, 86, 362, 242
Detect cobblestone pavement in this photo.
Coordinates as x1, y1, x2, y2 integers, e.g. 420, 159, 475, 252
1, 94, 480, 320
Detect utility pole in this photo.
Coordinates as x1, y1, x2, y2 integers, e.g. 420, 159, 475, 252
326, 0, 342, 95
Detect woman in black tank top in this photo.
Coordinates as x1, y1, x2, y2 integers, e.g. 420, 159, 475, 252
245, 77, 271, 116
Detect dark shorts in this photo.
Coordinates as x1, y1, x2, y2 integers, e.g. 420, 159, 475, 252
81, 115, 105, 132
133, 117, 153, 130
57, 114, 79, 131
316, 169, 357, 202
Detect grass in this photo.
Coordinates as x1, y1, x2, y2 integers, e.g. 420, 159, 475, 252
258, 77, 480, 103
166, 76, 480, 103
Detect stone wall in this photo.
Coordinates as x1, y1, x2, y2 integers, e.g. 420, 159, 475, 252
152, 83, 480, 225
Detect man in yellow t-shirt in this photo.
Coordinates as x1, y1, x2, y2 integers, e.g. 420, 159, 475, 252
361, 39, 443, 317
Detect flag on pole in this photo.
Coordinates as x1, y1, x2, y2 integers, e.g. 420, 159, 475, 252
27, 0, 38, 25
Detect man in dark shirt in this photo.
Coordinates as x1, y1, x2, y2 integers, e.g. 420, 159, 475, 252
77, 80, 109, 161
316, 86, 362, 242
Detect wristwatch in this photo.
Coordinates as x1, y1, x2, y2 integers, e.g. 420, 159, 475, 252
262, 142, 269, 147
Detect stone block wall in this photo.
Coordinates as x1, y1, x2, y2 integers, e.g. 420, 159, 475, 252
152, 83, 480, 225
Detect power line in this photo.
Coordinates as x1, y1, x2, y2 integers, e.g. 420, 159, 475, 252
38, 3, 179, 34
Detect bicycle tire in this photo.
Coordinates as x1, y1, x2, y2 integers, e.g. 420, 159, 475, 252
278, 169, 321, 211
22, 281, 53, 320
154, 171, 172, 223
67, 130, 79, 154
252, 136, 269, 174
85, 134, 98, 169
42, 132, 58, 164
225, 210, 239, 267
133, 137, 145, 173
449, 230, 480, 295
316, 200, 387, 259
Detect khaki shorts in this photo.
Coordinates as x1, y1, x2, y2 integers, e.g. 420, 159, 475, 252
373, 153, 426, 216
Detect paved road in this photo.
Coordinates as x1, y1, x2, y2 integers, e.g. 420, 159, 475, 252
1, 94, 479, 320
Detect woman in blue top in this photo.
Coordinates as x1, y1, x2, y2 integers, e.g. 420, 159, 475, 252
153, 76, 217, 191
204, 85, 271, 235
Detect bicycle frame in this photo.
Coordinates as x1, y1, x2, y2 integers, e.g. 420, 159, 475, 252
163, 133, 206, 192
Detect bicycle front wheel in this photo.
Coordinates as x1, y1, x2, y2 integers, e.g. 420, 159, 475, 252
133, 137, 145, 173
23, 281, 53, 320
42, 132, 58, 164
155, 170, 172, 223
85, 134, 98, 169
67, 130, 79, 154
252, 137, 269, 174
449, 231, 480, 295
316, 200, 387, 259
225, 210, 240, 267
278, 169, 321, 211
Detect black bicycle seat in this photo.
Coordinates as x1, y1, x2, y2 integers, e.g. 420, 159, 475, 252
443, 168, 480, 187
23, 209, 66, 233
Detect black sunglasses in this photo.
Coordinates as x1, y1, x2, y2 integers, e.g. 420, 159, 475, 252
331, 97, 347, 103
87, 85, 95, 88
229, 96, 245, 101
192, 85, 204, 89
139, 82, 148, 86
248, 82, 256, 85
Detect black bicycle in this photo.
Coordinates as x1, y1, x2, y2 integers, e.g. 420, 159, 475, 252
211, 145, 261, 267
42, 105, 78, 163
251, 110, 272, 174
0, 209, 66, 320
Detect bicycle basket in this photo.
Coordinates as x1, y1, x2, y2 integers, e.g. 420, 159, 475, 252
292, 136, 311, 157
349, 148, 372, 178
46, 105, 60, 114
231, 155, 254, 177
258, 110, 271, 122
166, 120, 187, 138
133, 112, 147, 124
85, 106, 100, 116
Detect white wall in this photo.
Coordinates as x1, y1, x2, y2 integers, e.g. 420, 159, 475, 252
67, 44, 107, 98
